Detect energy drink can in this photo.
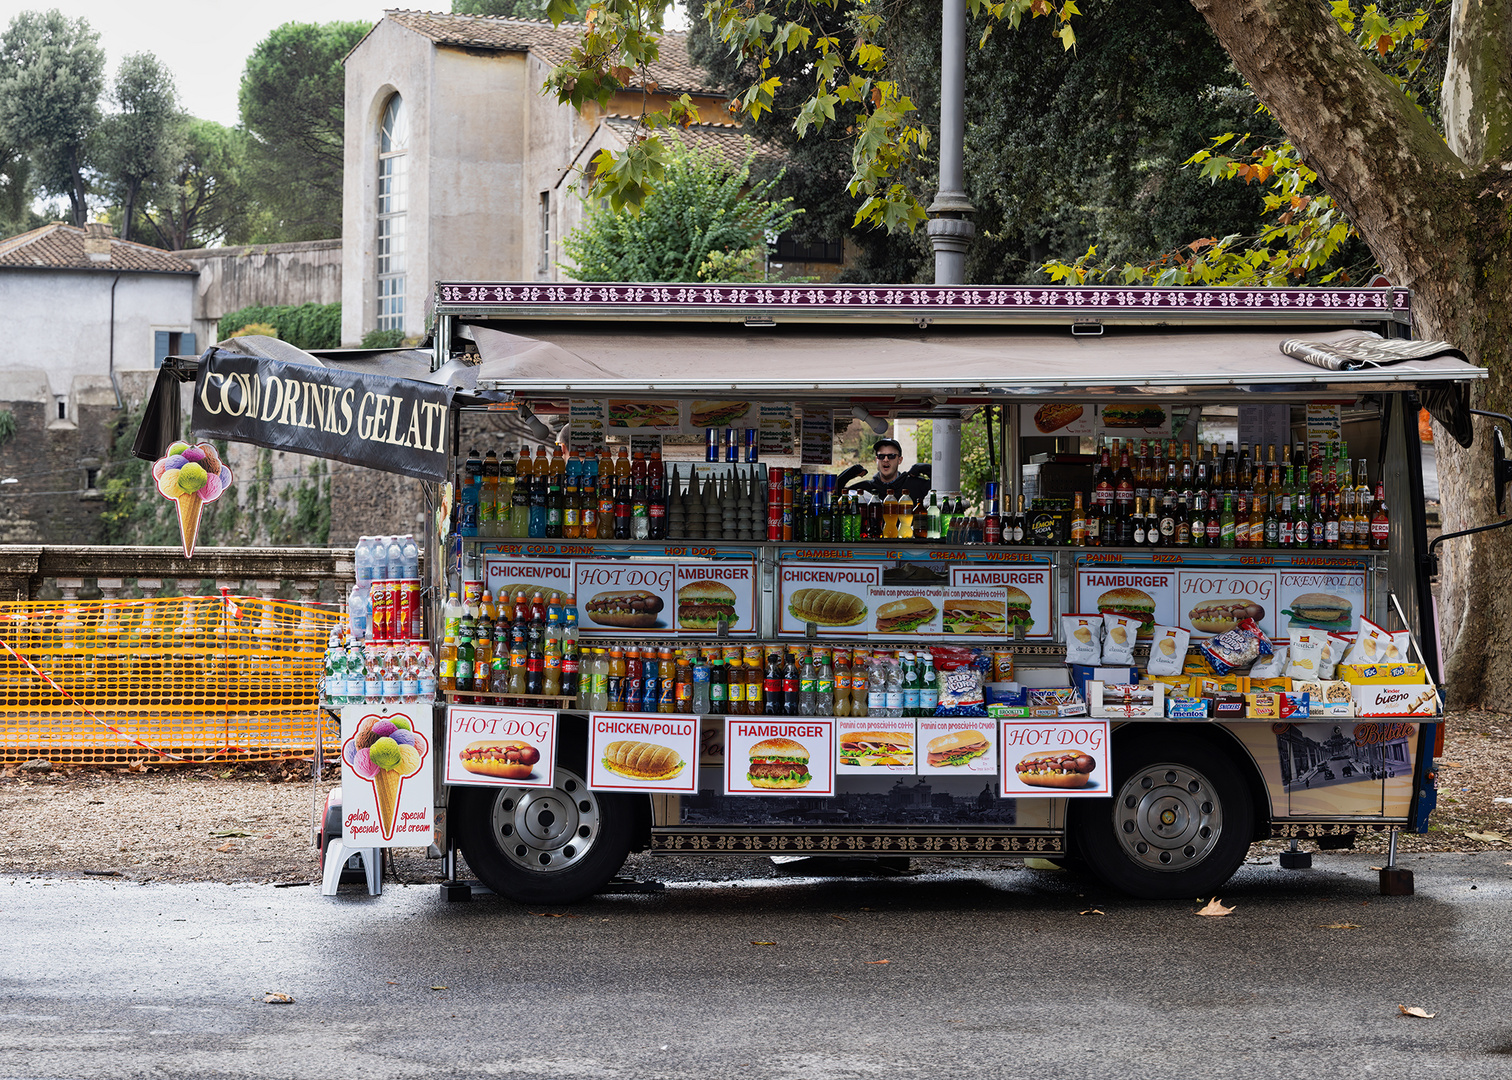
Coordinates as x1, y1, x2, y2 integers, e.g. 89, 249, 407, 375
724, 427, 739, 462
705, 427, 719, 462
745, 427, 759, 462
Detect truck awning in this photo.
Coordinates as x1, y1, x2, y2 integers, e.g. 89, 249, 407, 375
462, 322, 1484, 402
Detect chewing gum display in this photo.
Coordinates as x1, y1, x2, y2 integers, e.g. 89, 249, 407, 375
1166, 696, 1211, 719
1062, 614, 1103, 666
1101, 613, 1141, 666
1145, 625, 1190, 678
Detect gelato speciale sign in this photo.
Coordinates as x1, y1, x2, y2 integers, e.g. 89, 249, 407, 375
190, 351, 455, 482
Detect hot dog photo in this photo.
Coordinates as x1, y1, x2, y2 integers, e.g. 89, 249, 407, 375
584, 589, 665, 628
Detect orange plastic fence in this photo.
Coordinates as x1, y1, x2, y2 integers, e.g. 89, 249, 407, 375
0, 596, 341, 764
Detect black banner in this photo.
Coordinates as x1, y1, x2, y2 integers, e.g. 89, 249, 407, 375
190, 352, 454, 482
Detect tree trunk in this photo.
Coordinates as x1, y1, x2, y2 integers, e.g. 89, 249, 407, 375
1190, 0, 1512, 707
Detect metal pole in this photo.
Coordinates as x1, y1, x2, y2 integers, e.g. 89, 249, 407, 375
927, 0, 976, 494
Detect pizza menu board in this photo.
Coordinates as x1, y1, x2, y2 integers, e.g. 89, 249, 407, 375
998, 718, 1109, 799
1076, 566, 1367, 640
949, 566, 1053, 638
587, 712, 699, 794
442, 706, 556, 789
724, 719, 835, 796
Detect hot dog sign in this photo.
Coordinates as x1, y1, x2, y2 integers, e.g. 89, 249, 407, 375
998, 719, 1110, 798
575, 560, 676, 634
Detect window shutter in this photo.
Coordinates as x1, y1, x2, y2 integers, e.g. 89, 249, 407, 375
182, 332, 197, 357
154, 331, 171, 369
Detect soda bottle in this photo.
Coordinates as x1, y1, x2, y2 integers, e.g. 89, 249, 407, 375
763, 649, 782, 715
901, 652, 920, 716
604, 645, 624, 709
589, 647, 609, 710
919, 654, 939, 716
832, 648, 851, 717
850, 648, 870, 717
798, 649, 816, 716
641, 649, 660, 714
816, 650, 835, 717
561, 610, 580, 699
744, 650, 763, 715
691, 653, 711, 713
781, 649, 801, 716
658, 646, 676, 713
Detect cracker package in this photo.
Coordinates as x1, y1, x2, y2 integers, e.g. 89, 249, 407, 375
1062, 613, 1103, 665
1102, 613, 1141, 666
1145, 625, 1190, 678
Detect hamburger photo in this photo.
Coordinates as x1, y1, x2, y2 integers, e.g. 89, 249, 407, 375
942, 598, 1006, 635
1188, 598, 1266, 635
691, 400, 751, 428
875, 596, 938, 634
839, 731, 914, 768
927, 730, 990, 769
677, 580, 739, 630
1280, 592, 1354, 633
747, 737, 811, 789
1096, 587, 1156, 637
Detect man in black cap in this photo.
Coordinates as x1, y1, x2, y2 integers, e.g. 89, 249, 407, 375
858, 439, 932, 503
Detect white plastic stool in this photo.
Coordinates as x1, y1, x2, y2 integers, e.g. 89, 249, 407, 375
322, 839, 383, 896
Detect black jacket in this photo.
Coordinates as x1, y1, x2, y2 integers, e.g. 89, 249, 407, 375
854, 466, 932, 505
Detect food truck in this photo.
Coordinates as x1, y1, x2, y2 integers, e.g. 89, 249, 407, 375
146, 283, 1506, 903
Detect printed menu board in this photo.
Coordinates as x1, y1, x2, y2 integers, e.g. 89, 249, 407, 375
778, 562, 886, 635
671, 560, 758, 635
442, 706, 556, 789
918, 718, 997, 777
1098, 402, 1172, 437
688, 400, 758, 431
835, 719, 917, 775
568, 399, 606, 456
724, 718, 835, 796
759, 403, 796, 457
575, 559, 676, 633
1277, 570, 1365, 635
588, 713, 699, 794
1076, 568, 1178, 639
607, 399, 681, 431
998, 718, 1109, 798
866, 585, 1015, 639
484, 556, 576, 606
341, 705, 435, 846
949, 566, 1052, 638
1176, 569, 1279, 639
1022, 402, 1095, 437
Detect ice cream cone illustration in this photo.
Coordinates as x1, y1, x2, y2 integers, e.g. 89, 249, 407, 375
342, 714, 428, 842
153, 441, 234, 558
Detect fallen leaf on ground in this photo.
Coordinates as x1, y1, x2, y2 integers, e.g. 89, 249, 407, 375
831, 915, 849, 922
214, 842, 236, 853
1439, 761, 1462, 768
1398, 1005, 1435, 1018
263, 992, 293, 1004
751, 941, 777, 946
1465, 831, 1508, 843
1320, 922, 1361, 930
430, 985, 447, 990
81, 869, 121, 877
127, 761, 147, 773
211, 831, 252, 838
531, 912, 582, 918
1079, 909, 1106, 916
866, 959, 891, 964
1195, 897, 1234, 917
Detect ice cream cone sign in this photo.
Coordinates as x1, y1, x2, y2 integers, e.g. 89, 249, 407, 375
342, 714, 429, 842
153, 441, 234, 558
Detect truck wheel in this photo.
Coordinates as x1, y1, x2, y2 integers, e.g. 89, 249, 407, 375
452, 766, 635, 905
1070, 736, 1253, 900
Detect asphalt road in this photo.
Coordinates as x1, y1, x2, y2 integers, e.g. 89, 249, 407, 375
4, 851, 1511, 1080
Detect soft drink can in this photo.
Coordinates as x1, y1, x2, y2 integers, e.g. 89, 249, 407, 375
781, 505, 794, 542
397, 581, 419, 640
724, 427, 738, 462
745, 427, 759, 463
767, 504, 782, 541
705, 427, 720, 462
370, 580, 393, 641
767, 466, 784, 494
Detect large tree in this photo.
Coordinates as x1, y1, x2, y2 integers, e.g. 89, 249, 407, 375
0, 9, 104, 226
141, 119, 252, 251
93, 52, 182, 242
238, 20, 371, 242
452, 0, 551, 15
544, 0, 1512, 706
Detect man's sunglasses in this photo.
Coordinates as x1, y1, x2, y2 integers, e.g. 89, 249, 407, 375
875, 453, 900, 460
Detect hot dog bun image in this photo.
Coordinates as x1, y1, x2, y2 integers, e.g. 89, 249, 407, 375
1034, 403, 1084, 433
787, 588, 867, 627
1187, 598, 1265, 635
585, 589, 665, 628
600, 741, 685, 782
460, 740, 540, 780
1016, 750, 1096, 789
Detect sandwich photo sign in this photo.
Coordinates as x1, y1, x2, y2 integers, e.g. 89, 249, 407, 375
835, 719, 916, 775
998, 719, 1110, 798
950, 567, 1052, 638
588, 713, 699, 793
576, 560, 676, 634
724, 719, 836, 796
779, 562, 886, 635
674, 561, 757, 635
443, 706, 556, 788
918, 718, 997, 777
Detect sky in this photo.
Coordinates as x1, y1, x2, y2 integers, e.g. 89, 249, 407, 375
0, 1, 395, 127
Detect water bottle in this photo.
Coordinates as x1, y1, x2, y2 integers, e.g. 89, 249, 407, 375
919, 656, 939, 716
692, 654, 711, 713
364, 644, 383, 703
400, 534, 420, 579
323, 629, 343, 704
417, 643, 437, 703
884, 656, 904, 718
385, 536, 402, 581
382, 646, 403, 704
347, 582, 371, 642
355, 536, 376, 590
345, 642, 365, 703
901, 652, 920, 717
867, 655, 887, 717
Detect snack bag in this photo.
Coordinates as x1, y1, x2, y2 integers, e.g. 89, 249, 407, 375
1145, 625, 1191, 678
1101, 613, 1141, 666
1318, 634, 1351, 679
1249, 646, 1289, 680
930, 646, 989, 717
1288, 631, 1328, 681
1062, 614, 1103, 665
1384, 630, 1412, 663
1343, 617, 1392, 666
1199, 618, 1274, 676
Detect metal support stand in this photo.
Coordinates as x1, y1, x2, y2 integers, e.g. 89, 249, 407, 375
1379, 827, 1415, 895
1279, 837, 1312, 869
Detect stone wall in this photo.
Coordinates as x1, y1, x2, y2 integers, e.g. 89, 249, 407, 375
176, 240, 343, 349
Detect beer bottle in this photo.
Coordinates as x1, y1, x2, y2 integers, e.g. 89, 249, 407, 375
1219, 494, 1237, 548
1175, 497, 1191, 546
1324, 487, 1342, 549
1264, 489, 1280, 548
1294, 491, 1313, 549
1158, 495, 1176, 546
1132, 497, 1147, 546
1071, 492, 1088, 546
1094, 443, 1116, 515
1118, 496, 1137, 546
1370, 480, 1390, 549
1115, 445, 1136, 518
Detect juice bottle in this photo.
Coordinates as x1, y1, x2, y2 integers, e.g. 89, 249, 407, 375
658, 646, 676, 713
882, 489, 899, 538
614, 446, 632, 490
607, 646, 626, 710
832, 647, 851, 717
511, 446, 532, 538
439, 631, 457, 694
744, 645, 763, 716
550, 443, 566, 483
675, 649, 694, 712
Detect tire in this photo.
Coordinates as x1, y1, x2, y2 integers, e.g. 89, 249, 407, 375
451, 765, 636, 905
1070, 734, 1254, 900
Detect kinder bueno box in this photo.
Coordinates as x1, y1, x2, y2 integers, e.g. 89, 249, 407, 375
1351, 683, 1439, 716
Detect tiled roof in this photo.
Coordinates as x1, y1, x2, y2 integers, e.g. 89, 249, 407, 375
601, 117, 783, 171
0, 223, 196, 273
382, 9, 713, 94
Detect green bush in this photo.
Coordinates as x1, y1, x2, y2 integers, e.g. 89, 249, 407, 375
360, 328, 405, 349
218, 302, 341, 349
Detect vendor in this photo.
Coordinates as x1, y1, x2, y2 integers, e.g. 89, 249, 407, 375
857, 439, 932, 503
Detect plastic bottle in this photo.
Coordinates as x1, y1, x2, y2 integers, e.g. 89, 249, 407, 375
400, 534, 419, 580
658, 646, 676, 713
400, 644, 419, 704
417, 643, 437, 703
816, 650, 835, 717
542, 611, 562, 697
763, 649, 782, 715
798, 649, 816, 716
364, 643, 384, 703
322, 628, 344, 703
691, 652, 711, 713
642, 649, 660, 714
781, 649, 801, 716
884, 655, 904, 718
354, 536, 376, 590
676, 649, 695, 713
901, 652, 920, 717
455, 631, 474, 694
587, 647, 608, 710
832, 649, 851, 717
607, 646, 626, 710
919, 655, 939, 716
442, 591, 463, 643
866, 653, 887, 717
849, 648, 869, 717
347, 582, 371, 642
561, 609, 580, 700
709, 657, 728, 715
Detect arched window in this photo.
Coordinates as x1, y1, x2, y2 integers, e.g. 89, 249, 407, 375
376, 94, 408, 333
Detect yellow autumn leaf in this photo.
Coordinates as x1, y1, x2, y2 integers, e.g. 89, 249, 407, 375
1195, 897, 1234, 917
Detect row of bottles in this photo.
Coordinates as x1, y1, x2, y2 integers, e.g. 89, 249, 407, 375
438, 587, 580, 698
458, 444, 672, 541
322, 629, 437, 705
